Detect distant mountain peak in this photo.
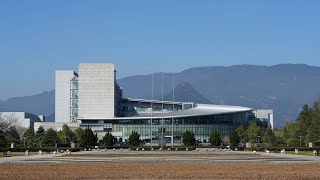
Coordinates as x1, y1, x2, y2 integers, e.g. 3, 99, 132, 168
164, 81, 211, 104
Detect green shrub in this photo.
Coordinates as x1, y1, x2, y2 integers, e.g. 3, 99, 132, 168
182, 131, 195, 146
128, 131, 140, 146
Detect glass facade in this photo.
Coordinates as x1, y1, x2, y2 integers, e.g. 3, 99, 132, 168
120, 100, 183, 117
70, 80, 78, 122
80, 111, 252, 144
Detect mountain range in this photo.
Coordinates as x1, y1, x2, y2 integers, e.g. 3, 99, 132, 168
0, 90, 55, 122
118, 64, 320, 127
1, 64, 320, 127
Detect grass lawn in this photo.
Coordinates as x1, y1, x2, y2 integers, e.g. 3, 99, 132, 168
286, 151, 316, 156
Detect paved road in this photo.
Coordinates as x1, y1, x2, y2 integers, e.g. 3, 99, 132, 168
1, 150, 320, 164
0, 153, 62, 164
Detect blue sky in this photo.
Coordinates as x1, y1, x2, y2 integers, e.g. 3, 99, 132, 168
0, 0, 319, 100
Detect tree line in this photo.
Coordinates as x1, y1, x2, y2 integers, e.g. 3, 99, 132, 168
0, 123, 100, 148
181, 123, 276, 147
281, 98, 320, 146
3, 97, 320, 148
0, 121, 142, 148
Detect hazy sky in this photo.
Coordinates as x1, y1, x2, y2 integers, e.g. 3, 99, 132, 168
0, 0, 319, 100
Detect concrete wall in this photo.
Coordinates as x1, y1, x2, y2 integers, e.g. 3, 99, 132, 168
55, 71, 77, 123
78, 63, 115, 119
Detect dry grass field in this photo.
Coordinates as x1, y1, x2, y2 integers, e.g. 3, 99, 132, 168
1, 162, 320, 179
62, 153, 259, 157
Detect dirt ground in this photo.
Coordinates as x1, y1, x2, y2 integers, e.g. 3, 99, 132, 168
1, 162, 320, 179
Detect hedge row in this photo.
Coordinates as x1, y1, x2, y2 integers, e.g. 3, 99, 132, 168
245, 147, 320, 152
0, 147, 81, 153
128, 146, 196, 151
81, 145, 235, 151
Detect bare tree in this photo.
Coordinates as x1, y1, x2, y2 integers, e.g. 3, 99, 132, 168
0, 113, 25, 134
0, 113, 10, 132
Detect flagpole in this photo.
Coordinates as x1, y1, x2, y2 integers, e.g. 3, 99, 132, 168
161, 72, 164, 150
150, 73, 153, 146
172, 73, 174, 147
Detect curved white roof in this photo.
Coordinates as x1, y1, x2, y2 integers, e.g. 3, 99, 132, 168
113, 103, 253, 120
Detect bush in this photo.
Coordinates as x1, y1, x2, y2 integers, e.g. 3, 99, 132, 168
128, 131, 140, 146
130, 146, 196, 151
245, 146, 320, 152
103, 132, 115, 146
2, 147, 81, 152
209, 131, 222, 146
182, 131, 195, 146
229, 130, 240, 147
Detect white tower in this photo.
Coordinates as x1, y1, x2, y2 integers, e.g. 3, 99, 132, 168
55, 70, 78, 123
78, 63, 118, 119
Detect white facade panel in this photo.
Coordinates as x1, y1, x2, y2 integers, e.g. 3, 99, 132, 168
55, 71, 76, 123
78, 63, 115, 119
254, 109, 274, 129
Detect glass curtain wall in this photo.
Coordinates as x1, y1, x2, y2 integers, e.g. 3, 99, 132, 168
70, 80, 78, 123
80, 112, 249, 143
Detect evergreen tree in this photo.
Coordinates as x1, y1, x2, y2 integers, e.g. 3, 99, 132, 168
35, 126, 45, 147
23, 128, 35, 147
306, 109, 320, 145
103, 132, 114, 146
0, 130, 6, 148
182, 130, 195, 146
273, 135, 285, 146
4, 126, 20, 145
209, 131, 222, 146
58, 124, 76, 144
262, 126, 275, 145
296, 104, 312, 145
229, 130, 240, 146
283, 122, 298, 146
82, 127, 97, 147
235, 124, 247, 143
42, 128, 59, 146
128, 131, 140, 146
75, 128, 84, 145
287, 138, 299, 146
246, 122, 261, 143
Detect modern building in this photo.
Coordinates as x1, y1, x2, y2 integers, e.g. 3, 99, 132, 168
0, 112, 43, 130
253, 109, 274, 129
51, 63, 271, 145
78, 63, 122, 119
55, 70, 78, 123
